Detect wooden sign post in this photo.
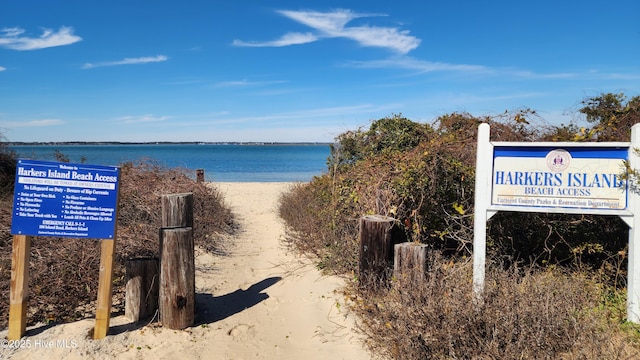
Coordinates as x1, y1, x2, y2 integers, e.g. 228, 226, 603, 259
8, 235, 32, 340
93, 237, 117, 339
8, 159, 120, 340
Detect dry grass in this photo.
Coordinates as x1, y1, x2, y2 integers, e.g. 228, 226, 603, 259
348, 253, 640, 359
0, 159, 235, 329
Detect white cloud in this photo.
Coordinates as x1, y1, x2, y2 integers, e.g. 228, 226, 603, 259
345, 57, 596, 80
279, 9, 358, 35
82, 55, 168, 69
0, 26, 81, 50
340, 26, 419, 54
234, 9, 420, 54
115, 114, 171, 124
194, 103, 398, 127
0, 119, 64, 127
503, 69, 578, 79
0, 66, 5, 72
598, 72, 640, 81
347, 57, 490, 73
212, 79, 287, 88
233, 32, 318, 47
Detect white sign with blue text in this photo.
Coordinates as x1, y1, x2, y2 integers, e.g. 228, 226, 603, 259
473, 123, 640, 324
492, 146, 628, 211
11, 159, 120, 239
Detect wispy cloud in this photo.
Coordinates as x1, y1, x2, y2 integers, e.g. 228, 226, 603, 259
212, 79, 287, 88
197, 103, 398, 127
503, 69, 578, 79
82, 55, 168, 69
234, 9, 420, 54
594, 71, 640, 81
0, 26, 81, 50
345, 57, 591, 79
115, 114, 171, 124
346, 57, 490, 74
0, 119, 64, 127
233, 32, 318, 47
0, 66, 5, 72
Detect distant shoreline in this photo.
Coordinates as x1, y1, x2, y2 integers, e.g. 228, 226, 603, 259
8, 141, 332, 146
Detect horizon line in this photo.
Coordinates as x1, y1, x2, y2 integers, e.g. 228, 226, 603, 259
7, 141, 333, 146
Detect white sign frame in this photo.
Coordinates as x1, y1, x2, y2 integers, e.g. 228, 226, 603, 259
473, 123, 640, 322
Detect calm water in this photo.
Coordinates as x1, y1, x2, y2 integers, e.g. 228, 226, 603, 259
10, 143, 331, 182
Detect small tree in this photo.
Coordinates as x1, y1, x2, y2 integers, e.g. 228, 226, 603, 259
328, 114, 432, 171
578, 92, 640, 141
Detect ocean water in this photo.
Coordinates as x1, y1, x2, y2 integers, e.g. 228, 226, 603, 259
9, 143, 331, 182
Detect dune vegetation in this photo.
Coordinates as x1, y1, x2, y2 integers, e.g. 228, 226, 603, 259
279, 93, 640, 359
0, 153, 235, 329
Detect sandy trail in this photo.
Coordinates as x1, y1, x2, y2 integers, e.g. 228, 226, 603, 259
1, 182, 370, 360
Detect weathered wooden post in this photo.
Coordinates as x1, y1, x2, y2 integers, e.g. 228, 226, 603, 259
161, 193, 194, 228
359, 215, 404, 282
196, 169, 205, 183
125, 257, 159, 322
159, 227, 194, 329
159, 193, 195, 330
393, 242, 430, 284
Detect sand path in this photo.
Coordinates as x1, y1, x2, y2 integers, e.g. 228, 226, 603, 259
1, 182, 370, 360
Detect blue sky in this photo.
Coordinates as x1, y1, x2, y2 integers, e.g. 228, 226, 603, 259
1, 1, 639, 142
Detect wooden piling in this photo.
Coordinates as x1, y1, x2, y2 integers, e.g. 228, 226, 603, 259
159, 228, 195, 329
125, 257, 159, 322
359, 215, 404, 281
161, 193, 194, 228
393, 242, 430, 284
159, 193, 195, 330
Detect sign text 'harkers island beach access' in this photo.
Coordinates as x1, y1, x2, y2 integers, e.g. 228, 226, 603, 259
11, 159, 120, 239
492, 147, 628, 211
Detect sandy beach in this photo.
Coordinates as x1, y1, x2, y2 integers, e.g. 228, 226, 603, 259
1, 182, 370, 360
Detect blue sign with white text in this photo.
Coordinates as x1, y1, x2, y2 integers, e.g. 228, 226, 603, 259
11, 159, 120, 239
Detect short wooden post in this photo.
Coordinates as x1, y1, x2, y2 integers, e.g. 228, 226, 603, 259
125, 258, 159, 322
159, 228, 195, 329
8, 235, 32, 340
393, 242, 430, 284
161, 193, 193, 228
359, 215, 404, 281
94, 238, 116, 339
196, 169, 205, 183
